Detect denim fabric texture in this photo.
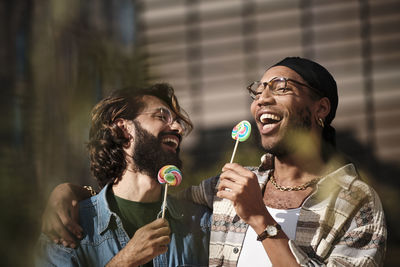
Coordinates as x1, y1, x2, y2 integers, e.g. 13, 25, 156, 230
36, 183, 211, 267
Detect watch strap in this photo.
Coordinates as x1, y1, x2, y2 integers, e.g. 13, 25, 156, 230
256, 224, 281, 241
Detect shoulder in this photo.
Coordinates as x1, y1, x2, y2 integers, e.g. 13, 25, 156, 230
78, 184, 111, 219
79, 194, 101, 218
78, 194, 101, 227
34, 194, 104, 266
311, 164, 384, 217
77, 186, 116, 244
331, 164, 382, 206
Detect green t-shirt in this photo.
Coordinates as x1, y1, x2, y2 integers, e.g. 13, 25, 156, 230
108, 190, 162, 267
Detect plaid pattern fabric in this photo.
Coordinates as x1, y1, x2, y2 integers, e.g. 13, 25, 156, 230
183, 164, 386, 267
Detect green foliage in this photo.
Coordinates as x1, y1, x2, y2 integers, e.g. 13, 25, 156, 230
3, 1, 149, 265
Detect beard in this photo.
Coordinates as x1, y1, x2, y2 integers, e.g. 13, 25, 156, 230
131, 121, 182, 179
262, 106, 312, 157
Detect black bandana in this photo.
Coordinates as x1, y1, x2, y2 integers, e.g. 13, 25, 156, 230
271, 57, 338, 147
271, 57, 338, 125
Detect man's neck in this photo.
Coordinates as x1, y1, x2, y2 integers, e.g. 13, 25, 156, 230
112, 168, 162, 203
273, 152, 327, 183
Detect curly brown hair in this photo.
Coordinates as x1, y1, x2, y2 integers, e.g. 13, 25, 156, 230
87, 83, 192, 188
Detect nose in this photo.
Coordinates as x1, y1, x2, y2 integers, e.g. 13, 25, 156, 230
169, 120, 185, 136
256, 85, 275, 105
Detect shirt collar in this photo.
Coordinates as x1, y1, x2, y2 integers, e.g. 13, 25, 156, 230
253, 163, 358, 191
247, 166, 271, 188
317, 163, 358, 190
95, 183, 186, 235
96, 183, 115, 235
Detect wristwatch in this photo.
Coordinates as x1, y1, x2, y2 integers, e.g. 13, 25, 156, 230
256, 224, 281, 241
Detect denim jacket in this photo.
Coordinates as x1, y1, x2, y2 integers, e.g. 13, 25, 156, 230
36, 183, 211, 267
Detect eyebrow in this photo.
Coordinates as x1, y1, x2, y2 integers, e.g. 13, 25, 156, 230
268, 76, 279, 82
147, 107, 168, 112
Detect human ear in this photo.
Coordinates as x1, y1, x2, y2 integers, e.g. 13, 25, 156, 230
315, 97, 330, 122
115, 118, 132, 140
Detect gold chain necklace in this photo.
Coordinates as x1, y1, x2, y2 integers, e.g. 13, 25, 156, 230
269, 173, 321, 192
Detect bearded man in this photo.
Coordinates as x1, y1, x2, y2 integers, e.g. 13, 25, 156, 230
36, 83, 211, 267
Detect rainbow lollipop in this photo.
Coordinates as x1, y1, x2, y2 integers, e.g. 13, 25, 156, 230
230, 120, 251, 163
232, 120, 251, 142
158, 165, 182, 218
158, 165, 182, 186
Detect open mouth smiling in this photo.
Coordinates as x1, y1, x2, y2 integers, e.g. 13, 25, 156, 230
258, 112, 283, 130
160, 134, 180, 151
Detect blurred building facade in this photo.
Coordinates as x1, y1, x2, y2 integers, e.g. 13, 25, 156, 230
1, 0, 399, 266
137, 2, 400, 264
138, 0, 400, 167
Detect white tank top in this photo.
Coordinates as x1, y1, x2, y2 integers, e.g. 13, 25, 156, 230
237, 206, 300, 267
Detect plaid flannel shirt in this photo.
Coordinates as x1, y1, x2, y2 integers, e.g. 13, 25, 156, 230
183, 163, 386, 266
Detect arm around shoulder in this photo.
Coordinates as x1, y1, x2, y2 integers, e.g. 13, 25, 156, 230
35, 233, 79, 267
41, 183, 95, 247
178, 175, 220, 209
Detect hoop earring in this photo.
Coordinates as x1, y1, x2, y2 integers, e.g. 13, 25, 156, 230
317, 118, 325, 128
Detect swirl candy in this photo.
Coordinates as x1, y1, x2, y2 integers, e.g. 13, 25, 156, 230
231, 120, 251, 142
230, 120, 252, 163
158, 165, 182, 218
158, 165, 182, 186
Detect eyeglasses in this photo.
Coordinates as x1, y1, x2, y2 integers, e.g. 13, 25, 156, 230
137, 107, 189, 136
246, 77, 320, 100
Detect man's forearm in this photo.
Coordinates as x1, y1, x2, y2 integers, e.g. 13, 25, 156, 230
106, 250, 139, 267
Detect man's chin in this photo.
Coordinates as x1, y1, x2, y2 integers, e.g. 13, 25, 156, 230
261, 141, 275, 153
159, 150, 182, 169
161, 144, 179, 154
166, 156, 182, 169
262, 141, 288, 158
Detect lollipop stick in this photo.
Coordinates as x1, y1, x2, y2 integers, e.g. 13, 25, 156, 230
161, 184, 169, 218
230, 139, 239, 163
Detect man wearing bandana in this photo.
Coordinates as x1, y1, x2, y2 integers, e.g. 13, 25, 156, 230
42, 58, 386, 266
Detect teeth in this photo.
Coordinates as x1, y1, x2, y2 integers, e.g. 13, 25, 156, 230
260, 113, 281, 123
263, 124, 275, 129
162, 137, 178, 146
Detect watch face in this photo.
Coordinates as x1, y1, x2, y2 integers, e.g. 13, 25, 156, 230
266, 225, 278, 236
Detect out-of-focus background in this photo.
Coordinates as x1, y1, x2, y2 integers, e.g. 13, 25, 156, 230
1, 0, 399, 266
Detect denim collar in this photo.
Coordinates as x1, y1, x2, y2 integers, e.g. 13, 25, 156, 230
96, 183, 114, 235
96, 183, 185, 235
